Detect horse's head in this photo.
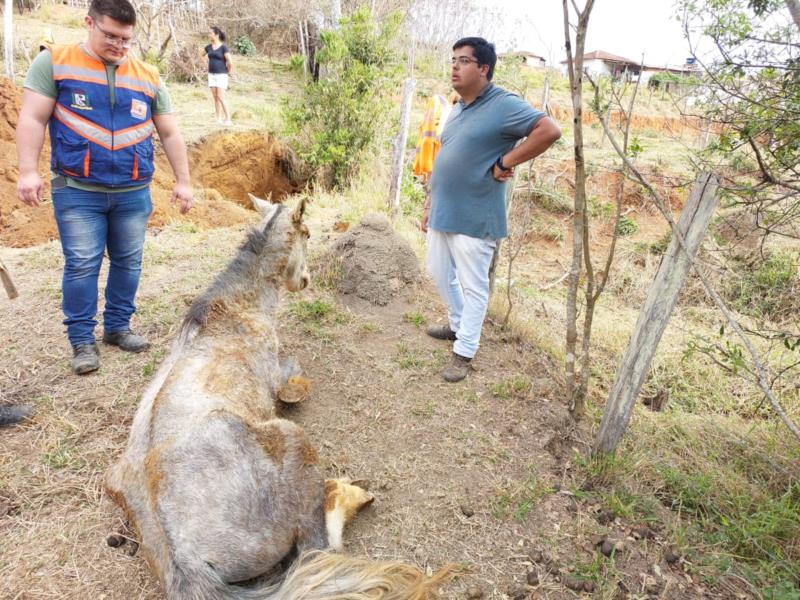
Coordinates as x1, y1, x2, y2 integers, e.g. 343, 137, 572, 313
248, 194, 310, 292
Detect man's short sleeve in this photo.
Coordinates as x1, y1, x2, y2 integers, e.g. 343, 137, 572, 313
23, 50, 57, 99
500, 93, 546, 140
152, 78, 173, 115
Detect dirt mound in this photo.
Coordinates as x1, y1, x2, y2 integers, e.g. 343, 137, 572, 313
0, 79, 296, 248
549, 104, 708, 135
327, 213, 421, 306
0, 77, 54, 248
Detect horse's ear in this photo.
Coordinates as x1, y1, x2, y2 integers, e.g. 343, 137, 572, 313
249, 193, 274, 218
292, 196, 308, 225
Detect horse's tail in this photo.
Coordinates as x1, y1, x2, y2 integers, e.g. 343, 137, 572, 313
163, 550, 450, 600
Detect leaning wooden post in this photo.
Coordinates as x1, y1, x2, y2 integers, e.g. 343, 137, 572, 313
594, 172, 720, 454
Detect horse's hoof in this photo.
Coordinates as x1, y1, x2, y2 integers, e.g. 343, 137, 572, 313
277, 376, 311, 403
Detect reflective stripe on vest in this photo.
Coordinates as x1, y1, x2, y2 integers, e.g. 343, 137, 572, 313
47, 44, 159, 187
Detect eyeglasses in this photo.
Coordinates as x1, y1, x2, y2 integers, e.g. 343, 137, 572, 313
93, 21, 136, 49
451, 56, 479, 67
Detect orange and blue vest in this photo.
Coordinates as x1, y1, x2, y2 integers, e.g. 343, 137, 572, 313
48, 44, 160, 187
412, 94, 452, 182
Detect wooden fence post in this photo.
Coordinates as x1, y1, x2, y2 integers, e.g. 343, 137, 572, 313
387, 76, 416, 213
594, 172, 720, 454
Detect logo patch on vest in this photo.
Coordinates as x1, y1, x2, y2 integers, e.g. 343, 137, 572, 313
70, 91, 92, 111
130, 99, 148, 120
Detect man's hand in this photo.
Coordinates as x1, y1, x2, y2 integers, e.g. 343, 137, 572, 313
492, 163, 514, 182
421, 205, 430, 233
171, 182, 194, 214
17, 171, 45, 207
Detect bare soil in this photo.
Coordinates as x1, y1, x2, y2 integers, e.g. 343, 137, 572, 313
0, 211, 728, 599
0, 74, 738, 599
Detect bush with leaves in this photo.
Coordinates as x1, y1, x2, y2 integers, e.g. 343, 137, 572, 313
232, 35, 257, 56
282, 8, 403, 188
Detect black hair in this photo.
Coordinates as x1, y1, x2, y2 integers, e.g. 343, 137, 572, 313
453, 36, 497, 81
211, 26, 227, 43
88, 0, 136, 26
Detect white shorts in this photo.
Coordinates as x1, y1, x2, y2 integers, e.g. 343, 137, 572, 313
208, 73, 229, 89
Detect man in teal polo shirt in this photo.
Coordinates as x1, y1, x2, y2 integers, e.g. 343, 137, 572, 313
421, 37, 561, 382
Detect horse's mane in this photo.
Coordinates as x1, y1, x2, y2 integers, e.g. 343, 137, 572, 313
184, 204, 287, 330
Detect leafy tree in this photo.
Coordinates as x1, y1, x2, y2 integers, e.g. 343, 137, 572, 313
681, 0, 800, 240
282, 8, 402, 188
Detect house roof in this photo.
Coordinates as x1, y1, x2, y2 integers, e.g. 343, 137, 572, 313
560, 50, 639, 65
501, 51, 546, 61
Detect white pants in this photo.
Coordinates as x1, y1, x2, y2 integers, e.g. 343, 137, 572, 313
426, 229, 496, 359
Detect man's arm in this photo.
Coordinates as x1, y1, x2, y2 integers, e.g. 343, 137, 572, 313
152, 112, 194, 214
16, 89, 56, 207
492, 116, 561, 181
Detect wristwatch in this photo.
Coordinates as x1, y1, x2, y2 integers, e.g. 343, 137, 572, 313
495, 155, 512, 172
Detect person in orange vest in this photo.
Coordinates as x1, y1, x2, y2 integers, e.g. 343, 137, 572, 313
412, 93, 453, 184
16, 0, 194, 375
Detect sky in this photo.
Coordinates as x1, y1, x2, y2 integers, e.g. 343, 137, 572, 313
492, 0, 692, 68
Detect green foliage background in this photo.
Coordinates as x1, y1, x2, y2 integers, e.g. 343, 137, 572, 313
282, 9, 403, 188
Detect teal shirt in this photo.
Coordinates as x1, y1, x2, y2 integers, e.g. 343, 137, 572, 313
23, 46, 172, 193
429, 84, 545, 240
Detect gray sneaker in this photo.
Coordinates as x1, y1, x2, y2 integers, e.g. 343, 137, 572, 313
103, 330, 150, 353
442, 352, 472, 383
72, 343, 100, 375
426, 324, 457, 341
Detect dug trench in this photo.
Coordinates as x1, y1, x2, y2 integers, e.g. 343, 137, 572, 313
0, 77, 298, 247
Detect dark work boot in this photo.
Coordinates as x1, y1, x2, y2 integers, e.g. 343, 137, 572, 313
71, 343, 100, 375
426, 324, 457, 341
103, 330, 150, 353
442, 352, 472, 383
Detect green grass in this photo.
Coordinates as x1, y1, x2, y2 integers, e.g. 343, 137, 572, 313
288, 298, 336, 322
488, 376, 531, 399
42, 436, 85, 471
403, 311, 425, 327
491, 471, 553, 521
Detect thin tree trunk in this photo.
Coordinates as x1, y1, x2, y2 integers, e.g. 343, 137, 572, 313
562, 0, 595, 416
577, 63, 644, 403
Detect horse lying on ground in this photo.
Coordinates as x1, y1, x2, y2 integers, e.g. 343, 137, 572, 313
106, 195, 447, 599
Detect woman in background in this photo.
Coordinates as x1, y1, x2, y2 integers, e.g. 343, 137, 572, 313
204, 26, 233, 126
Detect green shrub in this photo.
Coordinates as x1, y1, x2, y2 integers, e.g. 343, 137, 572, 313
287, 53, 305, 73
726, 251, 799, 320
232, 35, 256, 56
615, 215, 639, 236
282, 8, 403, 188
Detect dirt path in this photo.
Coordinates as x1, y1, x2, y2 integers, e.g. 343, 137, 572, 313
0, 215, 722, 599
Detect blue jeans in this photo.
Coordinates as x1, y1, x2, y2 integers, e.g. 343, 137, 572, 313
426, 229, 496, 359
52, 186, 152, 347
